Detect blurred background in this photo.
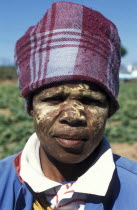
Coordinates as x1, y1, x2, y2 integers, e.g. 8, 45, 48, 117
0, 0, 137, 160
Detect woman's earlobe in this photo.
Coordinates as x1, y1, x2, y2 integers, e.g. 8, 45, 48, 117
30, 110, 34, 116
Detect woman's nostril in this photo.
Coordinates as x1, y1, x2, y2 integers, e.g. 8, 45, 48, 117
59, 111, 87, 127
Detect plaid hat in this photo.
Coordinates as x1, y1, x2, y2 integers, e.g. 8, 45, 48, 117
15, 1, 121, 117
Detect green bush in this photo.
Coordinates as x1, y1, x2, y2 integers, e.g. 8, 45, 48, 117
0, 66, 17, 80
105, 81, 137, 143
0, 84, 34, 159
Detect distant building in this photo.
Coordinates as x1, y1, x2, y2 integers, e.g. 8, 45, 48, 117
119, 64, 137, 80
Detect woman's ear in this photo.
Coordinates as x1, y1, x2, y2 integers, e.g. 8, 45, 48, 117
28, 96, 34, 117
30, 110, 34, 117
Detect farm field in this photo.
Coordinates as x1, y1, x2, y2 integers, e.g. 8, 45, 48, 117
0, 80, 137, 160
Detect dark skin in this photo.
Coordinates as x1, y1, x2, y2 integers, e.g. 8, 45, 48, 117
31, 83, 109, 182
39, 142, 101, 182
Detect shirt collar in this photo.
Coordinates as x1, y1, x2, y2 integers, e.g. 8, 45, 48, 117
72, 139, 115, 196
20, 133, 115, 196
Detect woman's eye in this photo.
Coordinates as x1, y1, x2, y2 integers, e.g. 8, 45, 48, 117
41, 97, 64, 104
80, 97, 102, 106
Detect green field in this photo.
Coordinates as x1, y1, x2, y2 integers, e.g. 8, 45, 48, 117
0, 81, 137, 159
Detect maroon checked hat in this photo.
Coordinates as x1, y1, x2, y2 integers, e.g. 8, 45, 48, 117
15, 1, 121, 117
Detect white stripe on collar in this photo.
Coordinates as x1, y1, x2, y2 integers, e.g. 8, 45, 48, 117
20, 133, 115, 196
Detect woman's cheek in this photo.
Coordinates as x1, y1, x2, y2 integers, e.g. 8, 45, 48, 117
87, 107, 108, 128
34, 104, 61, 126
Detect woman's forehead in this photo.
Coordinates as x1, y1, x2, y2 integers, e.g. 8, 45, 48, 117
35, 82, 107, 99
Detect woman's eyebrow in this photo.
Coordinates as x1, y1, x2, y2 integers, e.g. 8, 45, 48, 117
82, 91, 107, 101
40, 88, 65, 98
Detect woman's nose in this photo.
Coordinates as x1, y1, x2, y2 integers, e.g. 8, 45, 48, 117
59, 100, 87, 126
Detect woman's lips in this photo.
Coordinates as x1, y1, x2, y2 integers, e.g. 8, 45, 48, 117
55, 137, 85, 148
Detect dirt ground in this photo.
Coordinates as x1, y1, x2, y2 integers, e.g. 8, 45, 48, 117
111, 142, 137, 162
0, 79, 17, 85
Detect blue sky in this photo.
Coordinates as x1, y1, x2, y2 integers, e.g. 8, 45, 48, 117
0, 0, 137, 66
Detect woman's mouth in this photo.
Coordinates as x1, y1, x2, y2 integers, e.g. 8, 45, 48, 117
55, 137, 86, 148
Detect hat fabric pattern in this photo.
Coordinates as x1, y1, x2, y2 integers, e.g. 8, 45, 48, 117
15, 1, 121, 117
